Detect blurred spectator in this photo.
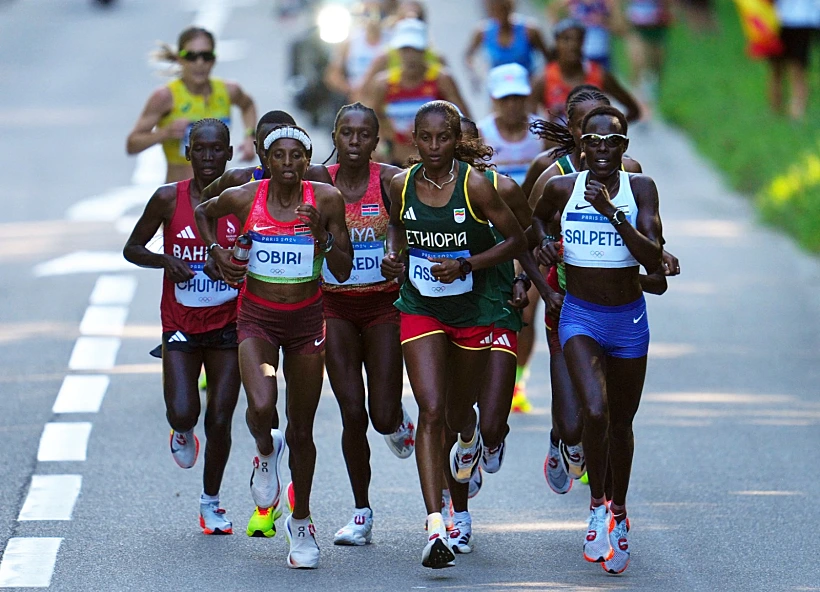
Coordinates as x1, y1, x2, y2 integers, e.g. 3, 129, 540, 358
547, 0, 622, 69
770, 0, 820, 119
625, 0, 672, 113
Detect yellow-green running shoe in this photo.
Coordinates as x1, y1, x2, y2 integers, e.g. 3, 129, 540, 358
580, 472, 589, 485
198, 370, 207, 393
246, 503, 283, 538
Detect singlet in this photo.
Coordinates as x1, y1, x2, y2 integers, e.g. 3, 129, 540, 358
323, 162, 397, 294
346, 29, 386, 88
386, 47, 442, 71
484, 170, 523, 332
161, 179, 240, 333
567, 0, 611, 60
561, 171, 638, 268
627, 0, 671, 27
394, 161, 501, 327
483, 19, 533, 72
158, 78, 231, 166
544, 61, 605, 119
242, 180, 324, 284
384, 64, 445, 145
477, 114, 544, 185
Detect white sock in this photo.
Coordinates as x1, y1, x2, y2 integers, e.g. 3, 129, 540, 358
453, 510, 470, 524
354, 507, 372, 517
200, 493, 219, 505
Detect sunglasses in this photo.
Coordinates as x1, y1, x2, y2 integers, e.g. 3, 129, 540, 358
581, 133, 628, 148
179, 50, 216, 63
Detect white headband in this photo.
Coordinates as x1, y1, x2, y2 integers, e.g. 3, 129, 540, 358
263, 127, 312, 152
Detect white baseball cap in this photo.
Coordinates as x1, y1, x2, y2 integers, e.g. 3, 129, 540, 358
488, 62, 531, 99
390, 18, 428, 50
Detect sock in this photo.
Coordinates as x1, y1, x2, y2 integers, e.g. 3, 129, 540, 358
200, 492, 219, 505
452, 511, 471, 524
427, 512, 445, 533
610, 503, 627, 523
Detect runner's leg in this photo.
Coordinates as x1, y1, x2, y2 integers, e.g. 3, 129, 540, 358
239, 338, 280, 456
163, 348, 203, 435
201, 347, 241, 497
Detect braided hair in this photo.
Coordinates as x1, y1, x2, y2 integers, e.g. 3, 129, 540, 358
324, 102, 380, 164
529, 87, 610, 159
581, 105, 628, 135
408, 101, 494, 169
189, 117, 230, 144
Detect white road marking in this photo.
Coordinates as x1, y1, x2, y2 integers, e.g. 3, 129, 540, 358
52, 375, 109, 414
79, 306, 129, 337
37, 423, 93, 462
89, 275, 137, 306
65, 184, 153, 223
0, 538, 63, 588
18, 475, 82, 521
68, 337, 121, 370
33, 251, 134, 277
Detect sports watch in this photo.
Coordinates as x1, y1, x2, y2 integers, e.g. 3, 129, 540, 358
610, 210, 627, 226
456, 257, 472, 280
318, 232, 335, 253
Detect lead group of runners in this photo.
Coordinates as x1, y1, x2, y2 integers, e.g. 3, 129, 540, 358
124, 19, 679, 576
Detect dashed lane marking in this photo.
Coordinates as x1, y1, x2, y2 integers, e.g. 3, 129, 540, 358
67, 337, 121, 371
52, 375, 109, 414
0, 538, 63, 588
79, 306, 129, 337
18, 476, 82, 521
37, 423, 93, 462
89, 275, 137, 306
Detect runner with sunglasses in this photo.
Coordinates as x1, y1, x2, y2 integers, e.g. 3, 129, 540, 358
381, 100, 526, 569
321, 103, 415, 546
127, 26, 257, 183
195, 125, 353, 569
532, 106, 664, 574
123, 119, 240, 536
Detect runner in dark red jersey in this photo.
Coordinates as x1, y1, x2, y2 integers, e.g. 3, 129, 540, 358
123, 118, 240, 535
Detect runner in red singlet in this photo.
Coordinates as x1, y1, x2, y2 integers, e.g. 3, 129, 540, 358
123, 119, 240, 536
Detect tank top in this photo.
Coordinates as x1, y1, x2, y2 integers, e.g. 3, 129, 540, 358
161, 179, 240, 333
477, 114, 544, 185
567, 0, 611, 60
346, 29, 386, 88
158, 78, 232, 166
544, 61, 605, 119
323, 163, 397, 294
483, 19, 533, 72
484, 170, 523, 332
242, 180, 324, 284
394, 161, 501, 327
561, 171, 638, 268
384, 64, 444, 145
627, 0, 671, 27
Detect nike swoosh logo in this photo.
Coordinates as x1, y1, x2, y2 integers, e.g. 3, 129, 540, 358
633, 312, 645, 324
314, 337, 325, 346
574, 204, 594, 210
252, 224, 277, 232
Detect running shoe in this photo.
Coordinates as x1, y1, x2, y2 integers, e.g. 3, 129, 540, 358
603, 518, 631, 574
199, 502, 232, 535
510, 384, 532, 414
246, 503, 283, 538
198, 370, 207, 394
560, 442, 586, 480
544, 439, 571, 494
333, 508, 373, 546
468, 466, 483, 499
481, 440, 505, 473
449, 514, 473, 554
421, 513, 455, 569
441, 488, 454, 531
169, 429, 199, 469
285, 514, 320, 569
580, 471, 589, 485
384, 404, 416, 459
584, 505, 615, 563
450, 414, 482, 483
249, 429, 286, 509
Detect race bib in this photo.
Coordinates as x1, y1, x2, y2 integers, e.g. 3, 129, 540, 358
174, 263, 238, 308
408, 248, 472, 298
323, 241, 385, 286
247, 233, 315, 281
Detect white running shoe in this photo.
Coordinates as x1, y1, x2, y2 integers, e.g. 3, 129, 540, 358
199, 502, 232, 535
169, 429, 199, 469
384, 404, 416, 459
422, 513, 455, 569
544, 438, 571, 494
449, 514, 473, 554
441, 489, 454, 531
285, 514, 320, 569
584, 505, 615, 563
450, 411, 482, 483
250, 429, 286, 509
333, 508, 373, 546
561, 442, 586, 480
603, 518, 630, 574
481, 440, 505, 473
468, 466, 483, 499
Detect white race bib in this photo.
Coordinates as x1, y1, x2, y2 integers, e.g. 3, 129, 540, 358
408, 248, 473, 298
247, 233, 315, 281
174, 263, 238, 308
323, 241, 385, 286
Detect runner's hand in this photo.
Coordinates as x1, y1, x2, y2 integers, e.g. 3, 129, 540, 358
295, 204, 326, 243
545, 289, 564, 320
210, 247, 247, 287
662, 249, 681, 276
508, 281, 529, 309
428, 257, 461, 284
536, 242, 561, 267
163, 255, 195, 284
165, 118, 190, 140
584, 179, 615, 216
239, 137, 255, 161
203, 256, 224, 282
381, 252, 404, 281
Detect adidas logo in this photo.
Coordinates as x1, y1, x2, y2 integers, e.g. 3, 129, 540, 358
176, 225, 196, 239
168, 331, 187, 343
403, 207, 417, 221
479, 334, 492, 345
492, 333, 512, 347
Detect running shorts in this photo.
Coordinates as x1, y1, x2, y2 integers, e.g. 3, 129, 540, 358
781, 27, 816, 66
150, 323, 238, 357
490, 327, 518, 356
323, 289, 400, 331
237, 289, 325, 355
399, 313, 493, 350
558, 293, 649, 359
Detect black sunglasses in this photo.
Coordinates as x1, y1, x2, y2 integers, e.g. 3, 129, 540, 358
179, 50, 216, 63
581, 133, 628, 148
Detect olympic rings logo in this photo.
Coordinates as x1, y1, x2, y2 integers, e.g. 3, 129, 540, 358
199, 297, 214, 303
432, 286, 446, 293
350, 275, 359, 281
268, 268, 287, 275
589, 250, 605, 258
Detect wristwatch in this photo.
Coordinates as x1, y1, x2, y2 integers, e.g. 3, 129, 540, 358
207, 242, 220, 256
610, 210, 627, 226
513, 273, 532, 292
318, 232, 335, 253
456, 257, 472, 280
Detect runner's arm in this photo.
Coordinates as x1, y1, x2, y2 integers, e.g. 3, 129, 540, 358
382, 172, 409, 280
126, 87, 175, 155
226, 81, 258, 161
523, 153, 559, 206
371, 75, 397, 144
527, 25, 551, 61
531, 175, 573, 264
613, 175, 663, 272
355, 52, 389, 103
464, 27, 485, 75
316, 185, 354, 282
306, 164, 333, 184
201, 169, 245, 201
194, 186, 250, 285
602, 71, 641, 122
438, 72, 472, 120
324, 39, 353, 97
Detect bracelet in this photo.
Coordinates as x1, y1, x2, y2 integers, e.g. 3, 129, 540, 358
318, 232, 334, 253
207, 242, 220, 256
513, 273, 532, 292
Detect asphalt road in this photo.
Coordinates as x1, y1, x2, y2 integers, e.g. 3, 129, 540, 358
0, 0, 818, 590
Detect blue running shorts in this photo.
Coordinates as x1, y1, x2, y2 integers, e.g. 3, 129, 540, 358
558, 293, 649, 359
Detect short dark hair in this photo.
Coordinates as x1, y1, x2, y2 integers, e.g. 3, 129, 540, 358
256, 110, 297, 136
189, 117, 230, 144
581, 105, 628, 136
